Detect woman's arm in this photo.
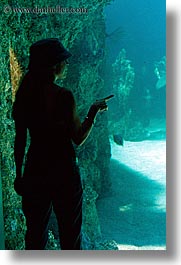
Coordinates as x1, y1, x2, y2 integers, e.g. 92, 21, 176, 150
14, 120, 27, 177
70, 97, 108, 146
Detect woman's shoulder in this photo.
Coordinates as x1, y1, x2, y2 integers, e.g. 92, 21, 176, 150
53, 85, 75, 104
54, 85, 74, 98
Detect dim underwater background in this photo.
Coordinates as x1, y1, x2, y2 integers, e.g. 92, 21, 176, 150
0, 0, 166, 250
97, 0, 166, 250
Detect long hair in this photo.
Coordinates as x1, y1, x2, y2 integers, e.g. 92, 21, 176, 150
12, 68, 55, 123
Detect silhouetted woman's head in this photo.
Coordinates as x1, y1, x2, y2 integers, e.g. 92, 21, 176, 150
12, 39, 71, 121
28, 38, 72, 81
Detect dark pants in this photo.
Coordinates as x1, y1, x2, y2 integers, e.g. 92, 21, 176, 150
22, 182, 83, 250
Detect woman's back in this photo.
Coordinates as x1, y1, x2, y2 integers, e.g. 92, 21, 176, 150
13, 73, 76, 180
27, 83, 76, 162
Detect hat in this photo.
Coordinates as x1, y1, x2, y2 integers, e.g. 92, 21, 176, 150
28, 38, 72, 70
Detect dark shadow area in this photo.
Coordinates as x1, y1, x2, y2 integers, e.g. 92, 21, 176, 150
166, 9, 179, 260
97, 159, 166, 247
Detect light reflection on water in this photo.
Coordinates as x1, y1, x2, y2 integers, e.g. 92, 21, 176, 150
111, 139, 166, 186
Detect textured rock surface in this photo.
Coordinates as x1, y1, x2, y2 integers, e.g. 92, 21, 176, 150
0, 0, 112, 249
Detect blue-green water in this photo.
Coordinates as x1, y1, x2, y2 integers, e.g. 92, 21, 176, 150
97, 137, 166, 249
105, 0, 166, 67
105, 0, 166, 119
97, 0, 166, 249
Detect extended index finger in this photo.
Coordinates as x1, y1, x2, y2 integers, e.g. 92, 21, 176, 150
103, 94, 114, 101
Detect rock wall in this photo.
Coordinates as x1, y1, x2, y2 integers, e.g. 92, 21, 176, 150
0, 0, 112, 249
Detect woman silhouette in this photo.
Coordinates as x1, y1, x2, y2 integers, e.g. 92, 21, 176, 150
13, 38, 110, 250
